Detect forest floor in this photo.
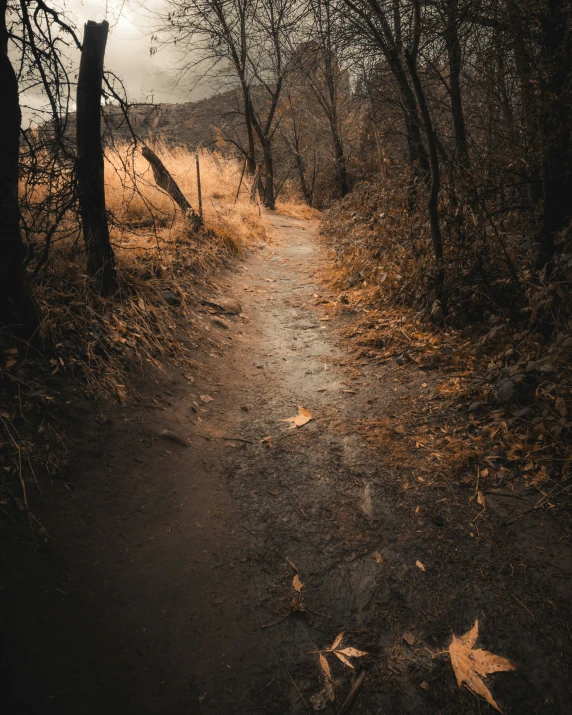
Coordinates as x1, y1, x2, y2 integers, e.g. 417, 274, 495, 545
1, 214, 571, 715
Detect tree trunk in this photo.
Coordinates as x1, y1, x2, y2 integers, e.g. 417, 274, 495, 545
242, 84, 257, 175
405, 49, 445, 285
328, 114, 350, 197
536, 0, 572, 269
444, 0, 470, 169
76, 20, 116, 297
262, 143, 276, 210
0, 0, 38, 336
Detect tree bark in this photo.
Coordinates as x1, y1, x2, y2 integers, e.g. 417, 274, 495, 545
405, 46, 445, 285
444, 0, 470, 169
76, 20, 116, 296
0, 0, 38, 336
536, 0, 572, 269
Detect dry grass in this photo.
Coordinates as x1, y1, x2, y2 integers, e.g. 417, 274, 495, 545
27, 142, 269, 402
275, 200, 321, 221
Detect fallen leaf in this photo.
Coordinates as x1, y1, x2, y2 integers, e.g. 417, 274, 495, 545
373, 551, 383, 564
449, 619, 517, 712
416, 560, 426, 572
330, 632, 344, 651
337, 647, 367, 658
477, 491, 486, 507
319, 654, 332, 680
334, 651, 355, 668
115, 384, 127, 406
402, 632, 415, 646
260, 435, 272, 447
420, 681, 430, 691
282, 406, 313, 429
293, 573, 303, 593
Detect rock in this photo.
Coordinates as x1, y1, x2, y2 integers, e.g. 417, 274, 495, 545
497, 380, 515, 402
468, 401, 482, 413
211, 316, 229, 329
162, 291, 181, 306
157, 429, 189, 447
217, 298, 242, 315
430, 300, 445, 323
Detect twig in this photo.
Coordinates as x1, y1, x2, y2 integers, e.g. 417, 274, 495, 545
337, 670, 367, 715
168, 520, 178, 533
280, 658, 309, 710
261, 612, 292, 629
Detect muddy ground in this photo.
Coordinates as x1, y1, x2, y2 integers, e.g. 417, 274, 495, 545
1, 214, 571, 714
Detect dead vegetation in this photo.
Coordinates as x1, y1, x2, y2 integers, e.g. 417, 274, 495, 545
1, 142, 266, 518
319, 180, 572, 506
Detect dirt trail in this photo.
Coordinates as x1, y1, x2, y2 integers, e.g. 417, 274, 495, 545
1, 215, 571, 714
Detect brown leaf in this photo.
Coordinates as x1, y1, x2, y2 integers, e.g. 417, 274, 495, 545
330, 632, 344, 651
555, 397, 567, 416
115, 384, 128, 406
282, 406, 313, 429
292, 573, 303, 593
319, 654, 332, 680
476, 491, 486, 507
373, 551, 383, 564
333, 651, 354, 669
337, 647, 367, 658
416, 560, 426, 572
449, 619, 517, 712
402, 632, 415, 647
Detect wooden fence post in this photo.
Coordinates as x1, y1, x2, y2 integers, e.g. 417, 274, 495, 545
141, 145, 202, 228
195, 150, 203, 220
234, 158, 247, 203
76, 20, 116, 296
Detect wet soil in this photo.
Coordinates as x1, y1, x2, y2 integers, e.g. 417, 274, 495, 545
1, 214, 571, 714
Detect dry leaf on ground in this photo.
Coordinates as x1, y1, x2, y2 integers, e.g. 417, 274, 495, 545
321, 632, 368, 670
449, 619, 517, 712
293, 573, 303, 593
373, 551, 383, 564
416, 560, 426, 572
477, 491, 486, 507
282, 406, 313, 428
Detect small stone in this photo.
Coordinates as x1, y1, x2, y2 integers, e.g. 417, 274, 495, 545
216, 298, 242, 315
420, 681, 430, 691
212, 316, 229, 329
468, 401, 482, 413
162, 291, 181, 306
431, 301, 445, 323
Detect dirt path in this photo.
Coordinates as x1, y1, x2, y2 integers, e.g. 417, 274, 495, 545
1, 215, 571, 714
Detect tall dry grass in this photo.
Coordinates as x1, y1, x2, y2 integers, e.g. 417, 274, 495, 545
23, 143, 269, 403
105, 141, 267, 252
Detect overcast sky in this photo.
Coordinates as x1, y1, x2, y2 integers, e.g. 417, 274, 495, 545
21, 0, 209, 124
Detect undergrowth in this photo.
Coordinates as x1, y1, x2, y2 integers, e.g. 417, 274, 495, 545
320, 177, 572, 493
0, 144, 267, 518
